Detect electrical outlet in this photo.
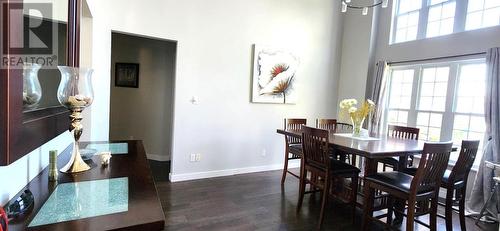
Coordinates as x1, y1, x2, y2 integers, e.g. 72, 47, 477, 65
190, 154, 196, 162
261, 149, 267, 157
195, 153, 201, 162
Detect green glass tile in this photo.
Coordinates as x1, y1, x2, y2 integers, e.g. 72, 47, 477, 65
29, 177, 128, 227
85, 143, 128, 154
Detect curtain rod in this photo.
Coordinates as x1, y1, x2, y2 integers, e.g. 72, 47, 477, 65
388, 51, 486, 65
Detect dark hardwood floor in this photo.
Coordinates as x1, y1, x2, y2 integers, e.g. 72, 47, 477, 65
149, 161, 499, 231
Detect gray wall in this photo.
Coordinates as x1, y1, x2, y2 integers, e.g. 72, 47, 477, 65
110, 33, 176, 160
337, 10, 376, 120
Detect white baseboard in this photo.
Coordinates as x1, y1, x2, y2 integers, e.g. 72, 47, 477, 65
169, 161, 300, 182
146, 153, 170, 162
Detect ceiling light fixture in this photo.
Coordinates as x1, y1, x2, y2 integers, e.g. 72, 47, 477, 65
341, 0, 389, 15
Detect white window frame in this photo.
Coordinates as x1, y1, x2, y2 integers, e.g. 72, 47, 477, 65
385, 58, 486, 167
390, 0, 500, 44
465, 0, 500, 30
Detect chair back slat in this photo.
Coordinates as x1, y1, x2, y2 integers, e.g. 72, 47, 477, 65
301, 126, 330, 171
336, 122, 353, 133
316, 119, 337, 132
388, 125, 419, 140
411, 142, 453, 193
449, 140, 480, 183
284, 118, 306, 144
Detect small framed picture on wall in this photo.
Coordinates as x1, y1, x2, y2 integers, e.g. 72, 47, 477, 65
115, 63, 140, 88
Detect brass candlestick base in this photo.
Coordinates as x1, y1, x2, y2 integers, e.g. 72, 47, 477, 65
60, 109, 91, 173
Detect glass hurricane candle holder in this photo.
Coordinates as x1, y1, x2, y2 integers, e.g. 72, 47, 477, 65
57, 66, 94, 173
23, 63, 42, 110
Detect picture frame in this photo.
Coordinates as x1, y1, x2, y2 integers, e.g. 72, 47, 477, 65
115, 63, 140, 88
251, 44, 299, 104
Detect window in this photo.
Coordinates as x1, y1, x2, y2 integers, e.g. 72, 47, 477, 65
386, 59, 487, 166
466, 0, 500, 30
391, 0, 500, 43
393, 0, 422, 43
452, 63, 487, 165
427, 0, 456, 37
416, 67, 449, 141
387, 70, 414, 126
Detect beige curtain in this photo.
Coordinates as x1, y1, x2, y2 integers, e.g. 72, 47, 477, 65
369, 61, 389, 136
467, 47, 500, 221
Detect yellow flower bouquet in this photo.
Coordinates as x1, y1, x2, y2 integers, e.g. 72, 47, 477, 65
339, 99, 376, 137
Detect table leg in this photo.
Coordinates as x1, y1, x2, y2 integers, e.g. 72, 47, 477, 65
397, 155, 409, 171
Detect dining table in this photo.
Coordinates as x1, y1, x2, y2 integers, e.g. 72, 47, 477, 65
277, 128, 427, 177
276, 128, 456, 220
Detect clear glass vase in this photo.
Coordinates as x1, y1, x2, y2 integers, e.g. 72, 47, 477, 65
351, 116, 365, 137
57, 66, 94, 173
22, 63, 42, 110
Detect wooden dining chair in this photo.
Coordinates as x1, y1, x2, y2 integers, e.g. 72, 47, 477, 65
316, 119, 337, 132
281, 118, 307, 185
442, 140, 479, 231
403, 140, 480, 231
336, 122, 353, 133
297, 126, 360, 230
380, 125, 420, 171
318, 120, 357, 165
362, 142, 453, 231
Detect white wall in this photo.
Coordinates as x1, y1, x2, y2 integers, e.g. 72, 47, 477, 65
0, 132, 72, 205
85, 0, 344, 180
110, 33, 176, 161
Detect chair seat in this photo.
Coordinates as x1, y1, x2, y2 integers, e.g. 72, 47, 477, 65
288, 144, 302, 155
402, 167, 417, 175
403, 168, 463, 187
331, 159, 360, 176
365, 172, 431, 194
379, 156, 399, 167
441, 169, 458, 185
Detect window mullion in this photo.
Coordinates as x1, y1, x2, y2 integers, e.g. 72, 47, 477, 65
455, 0, 468, 32
441, 63, 459, 142
408, 67, 421, 127
417, 0, 429, 39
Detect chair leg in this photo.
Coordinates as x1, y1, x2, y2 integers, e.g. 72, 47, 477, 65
430, 196, 439, 231
296, 170, 306, 213
387, 196, 394, 226
310, 173, 316, 193
317, 176, 330, 230
406, 198, 416, 231
393, 198, 405, 224
445, 186, 454, 231
459, 186, 467, 231
351, 175, 358, 224
361, 183, 375, 231
281, 151, 289, 185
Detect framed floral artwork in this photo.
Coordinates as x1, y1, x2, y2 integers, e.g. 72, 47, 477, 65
251, 44, 299, 104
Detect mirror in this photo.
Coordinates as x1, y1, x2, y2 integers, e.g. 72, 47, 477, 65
21, 0, 68, 112
0, 0, 80, 166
